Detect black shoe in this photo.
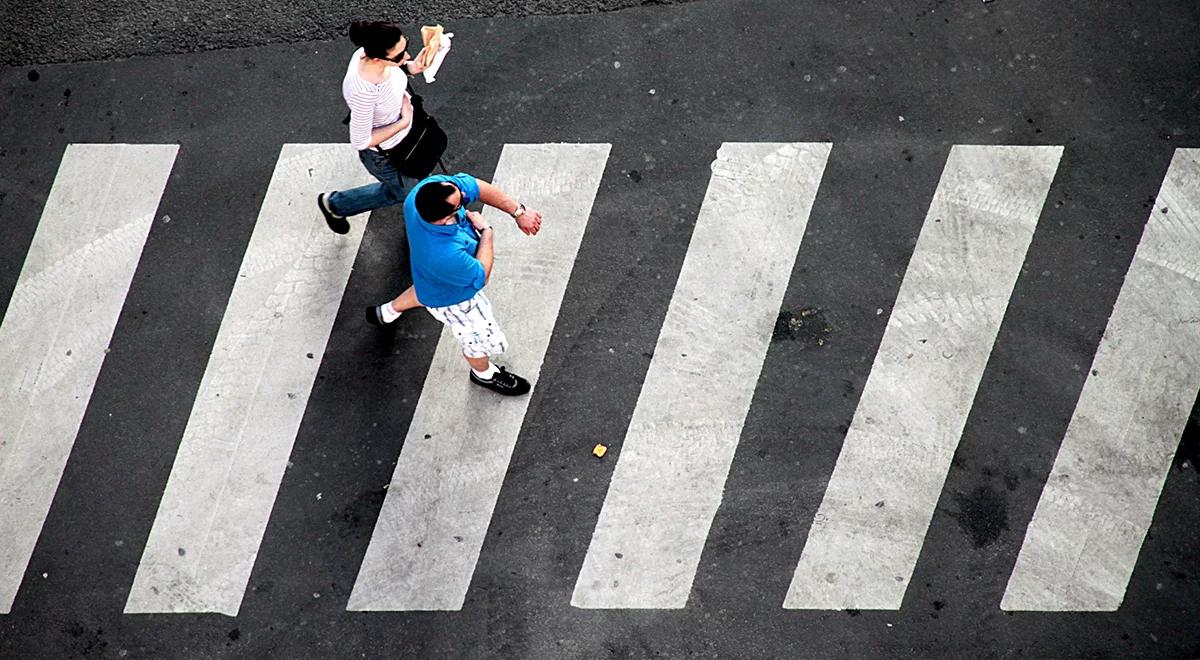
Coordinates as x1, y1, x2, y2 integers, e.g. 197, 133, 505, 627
469, 366, 531, 396
318, 192, 349, 234
365, 304, 395, 327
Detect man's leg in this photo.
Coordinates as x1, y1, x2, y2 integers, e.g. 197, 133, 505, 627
425, 294, 531, 396
366, 285, 421, 326
464, 355, 492, 373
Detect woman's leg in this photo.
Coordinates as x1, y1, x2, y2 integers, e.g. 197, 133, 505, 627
326, 150, 413, 217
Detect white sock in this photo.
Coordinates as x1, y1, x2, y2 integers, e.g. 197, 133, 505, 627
472, 364, 498, 379
380, 303, 402, 323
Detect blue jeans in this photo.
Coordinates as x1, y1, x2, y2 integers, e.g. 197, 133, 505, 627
327, 149, 416, 217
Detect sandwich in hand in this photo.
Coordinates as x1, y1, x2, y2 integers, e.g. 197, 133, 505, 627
418, 25, 444, 68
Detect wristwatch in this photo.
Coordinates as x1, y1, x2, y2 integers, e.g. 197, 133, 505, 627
511, 203, 526, 219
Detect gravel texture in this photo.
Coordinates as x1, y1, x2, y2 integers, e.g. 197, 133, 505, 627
2, 0, 696, 66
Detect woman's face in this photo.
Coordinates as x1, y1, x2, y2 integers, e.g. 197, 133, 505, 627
381, 36, 410, 65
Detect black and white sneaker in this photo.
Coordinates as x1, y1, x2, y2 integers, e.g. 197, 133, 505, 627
365, 303, 395, 327
318, 192, 350, 235
469, 366, 531, 396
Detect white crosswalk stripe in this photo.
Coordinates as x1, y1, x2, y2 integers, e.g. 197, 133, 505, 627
785, 145, 1062, 610
125, 144, 374, 615
1002, 148, 1200, 612
0, 144, 177, 614
347, 143, 610, 611
572, 142, 832, 609
0, 141, 1192, 616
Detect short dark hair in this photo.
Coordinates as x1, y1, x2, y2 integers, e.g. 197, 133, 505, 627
348, 20, 404, 59
415, 182, 457, 222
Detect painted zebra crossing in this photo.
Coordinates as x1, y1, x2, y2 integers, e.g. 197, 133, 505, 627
573, 142, 832, 609
126, 144, 376, 615
786, 145, 1063, 610
1002, 147, 1200, 611
0, 143, 1196, 616
348, 143, 610, 612
0, 144, 178, 614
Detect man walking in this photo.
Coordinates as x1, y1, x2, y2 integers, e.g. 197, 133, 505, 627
366, 172, 542, 396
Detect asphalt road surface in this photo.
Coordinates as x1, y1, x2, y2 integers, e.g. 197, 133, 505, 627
1, 0, 1199, 658
1, 0, 698, 67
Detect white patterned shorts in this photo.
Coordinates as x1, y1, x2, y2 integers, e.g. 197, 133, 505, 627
425, 291, 509, 358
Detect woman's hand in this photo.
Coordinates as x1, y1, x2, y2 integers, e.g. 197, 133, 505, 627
406, 52, 429, 74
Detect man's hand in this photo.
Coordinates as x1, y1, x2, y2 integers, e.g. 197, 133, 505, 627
473, 179, 543, 235
467, 210, 489, 232
516, 209, 543, 236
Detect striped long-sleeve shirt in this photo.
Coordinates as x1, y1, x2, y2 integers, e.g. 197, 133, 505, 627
343, 48, 412, 151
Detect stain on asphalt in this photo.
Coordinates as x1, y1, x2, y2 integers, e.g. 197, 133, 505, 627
1173, 392, 1200, 471
335, 488, 387, 539
1002, 471, 1021, 492
930, 599, 947, 619
63, 622, 107, 656
772, 307, 833, 346
950, 485, 1008, 548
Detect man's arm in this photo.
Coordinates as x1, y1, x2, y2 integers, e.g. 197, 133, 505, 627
467, 211, 495, 282
474, 179, 543, 236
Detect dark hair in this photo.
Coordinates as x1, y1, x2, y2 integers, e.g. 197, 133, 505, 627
348, 20, 405, 59
415, 182, 458, 222
420, 182, 460, 224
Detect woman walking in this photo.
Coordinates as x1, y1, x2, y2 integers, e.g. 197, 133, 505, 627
317, 20, 429, 234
